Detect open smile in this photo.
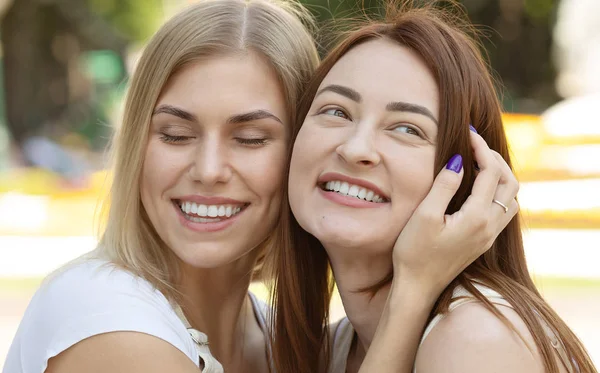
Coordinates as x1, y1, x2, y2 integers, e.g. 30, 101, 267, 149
173, 200, 248, 222
319, 180, 388, 203
171, 199, 250, 232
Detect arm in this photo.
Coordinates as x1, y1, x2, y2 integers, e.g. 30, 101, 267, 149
364, 292, 542, 373
415, 302, 542, 372
16, 261, 204, 373
359, 277, 438, 373
46, 331, 202, 373
359, 130, 520, 373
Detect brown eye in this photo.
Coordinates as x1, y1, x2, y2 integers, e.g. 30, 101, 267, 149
323, 108, 350, 119
392, 125, 420, 137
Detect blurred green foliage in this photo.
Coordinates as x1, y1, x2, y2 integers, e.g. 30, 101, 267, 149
87, 0, 164, 42
300, 0, 559, 113
524, 0, 554, 20
0, 0, 560, 159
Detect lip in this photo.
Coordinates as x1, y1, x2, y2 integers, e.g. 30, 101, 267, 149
173, 195, 246, 205
173, 201, 246, 233
317, 172, 389, 200
318, 188, 387, 208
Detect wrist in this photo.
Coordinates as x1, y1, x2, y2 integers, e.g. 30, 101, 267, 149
376, 278, 436, 339
388, 269, 441, 310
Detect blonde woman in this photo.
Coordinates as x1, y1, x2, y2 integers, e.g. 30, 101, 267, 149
4, 1, 319, 372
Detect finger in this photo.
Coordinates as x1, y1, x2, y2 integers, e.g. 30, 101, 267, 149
483, 198, 520, 250
490, 151, 520, 219
469, 131, 502, 203
491, 151, 518, 192
416, 154, 464, 223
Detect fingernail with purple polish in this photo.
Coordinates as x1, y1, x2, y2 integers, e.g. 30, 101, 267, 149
446, 154, 463, 173
469, 124, 477, 133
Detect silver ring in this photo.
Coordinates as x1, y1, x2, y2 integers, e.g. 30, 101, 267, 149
492, 199, 509, 213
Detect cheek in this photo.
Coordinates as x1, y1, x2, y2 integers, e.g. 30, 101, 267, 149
289, 120, 332, 184
238, 144, 288, 199
409, 160, 436, 199
140, 141, 185, 198
140, 144, 158, 199
390, 148, 436, 213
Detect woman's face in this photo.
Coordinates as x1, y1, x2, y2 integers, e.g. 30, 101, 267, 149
289, 39, 440, 255
141, 52, 288, 268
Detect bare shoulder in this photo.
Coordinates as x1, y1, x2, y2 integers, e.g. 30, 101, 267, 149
414, 301, 545, 373
45, 331, 200, 373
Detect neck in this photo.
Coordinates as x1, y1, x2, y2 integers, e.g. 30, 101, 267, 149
328, 248, 393, 370
176, 250, 260, 367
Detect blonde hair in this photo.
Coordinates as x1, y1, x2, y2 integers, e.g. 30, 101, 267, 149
98, 0, 319, 300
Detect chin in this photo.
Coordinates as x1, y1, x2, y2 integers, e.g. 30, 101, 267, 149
171, 241, 255, 269
310, 219, 378, 250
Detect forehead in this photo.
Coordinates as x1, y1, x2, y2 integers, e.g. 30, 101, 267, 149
320, 39, 439, 115
157, 52, 287, 119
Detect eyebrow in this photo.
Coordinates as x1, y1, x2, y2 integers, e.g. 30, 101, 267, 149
386, 101, 438, 125
316, 84, 362, 102
316, 84, 438, 125
153, 105, 197, 122
226, 110, 283, 125
153, 105, 282, 125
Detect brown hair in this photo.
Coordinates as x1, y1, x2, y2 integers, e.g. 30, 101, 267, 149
270, 2, 597, 373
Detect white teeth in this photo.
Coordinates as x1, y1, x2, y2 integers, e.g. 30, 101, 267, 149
358, 188, 367, 199
178, 201, 244, 220
322, 180, 386, 203
207, 205, 218, 217
187, 216, 222, 223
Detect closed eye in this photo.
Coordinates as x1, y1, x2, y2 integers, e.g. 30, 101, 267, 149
160, 133, 194, 144
235, 137, 269, 146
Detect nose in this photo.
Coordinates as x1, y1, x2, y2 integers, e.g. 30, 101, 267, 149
188, 135, 232, 186
336, 124, 381, 168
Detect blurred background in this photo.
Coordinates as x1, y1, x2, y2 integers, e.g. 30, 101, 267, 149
0, 0, 598, 369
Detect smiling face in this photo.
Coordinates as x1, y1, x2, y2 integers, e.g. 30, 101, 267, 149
289, 38, 439, 255
141, 52, 288, 269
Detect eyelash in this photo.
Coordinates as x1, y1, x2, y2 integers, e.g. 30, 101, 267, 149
160, 132, 269, 146
236, 138, 268, 146
392, 125, 422, 137
320, 107, 351, 120
160, 134, 192, 143
319, 108, 423, 138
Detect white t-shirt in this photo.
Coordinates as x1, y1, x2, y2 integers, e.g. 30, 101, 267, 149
3, 258, 270, 373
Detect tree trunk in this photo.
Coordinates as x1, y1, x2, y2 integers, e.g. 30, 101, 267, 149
1, 0, 128, 146
1, 0, 71, 144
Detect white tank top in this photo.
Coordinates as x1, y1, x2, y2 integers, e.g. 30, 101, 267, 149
328, 283, 575, 373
